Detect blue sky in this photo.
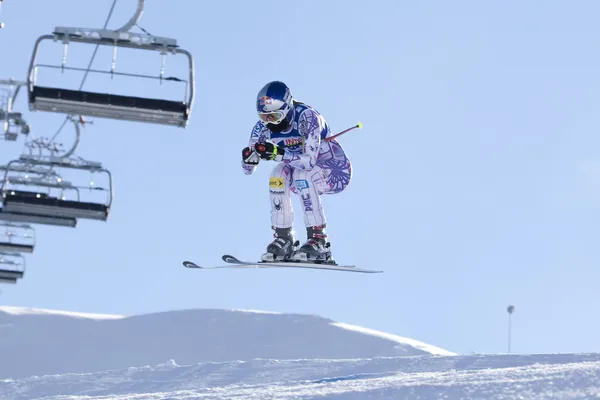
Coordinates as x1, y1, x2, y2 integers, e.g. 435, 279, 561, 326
1, 0, 600, 356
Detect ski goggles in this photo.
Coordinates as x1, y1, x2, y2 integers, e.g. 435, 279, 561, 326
258, 110, 286, 124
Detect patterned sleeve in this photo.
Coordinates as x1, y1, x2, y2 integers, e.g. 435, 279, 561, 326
242, 121, 268, 175
282, 108, 323, 170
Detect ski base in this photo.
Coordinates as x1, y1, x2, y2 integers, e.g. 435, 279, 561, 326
182, 254, 383, 274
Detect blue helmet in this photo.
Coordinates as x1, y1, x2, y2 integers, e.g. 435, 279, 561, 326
256, 81, 294, 133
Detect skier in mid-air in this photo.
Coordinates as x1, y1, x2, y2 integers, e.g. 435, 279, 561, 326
241, 81, 352, 264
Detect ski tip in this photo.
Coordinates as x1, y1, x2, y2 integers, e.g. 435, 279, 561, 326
222, 254, 240, 263
183, 261, 200, 268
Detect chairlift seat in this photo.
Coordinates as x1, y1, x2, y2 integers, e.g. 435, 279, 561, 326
0, 242, 33, 253
0, 268, 23, 280
0, 209, 77, 227
30, 85, 189, 127
3, 190, 108, 221
0, 277, 17, 284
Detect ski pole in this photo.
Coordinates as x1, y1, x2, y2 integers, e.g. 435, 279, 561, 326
325, 122, 362, 142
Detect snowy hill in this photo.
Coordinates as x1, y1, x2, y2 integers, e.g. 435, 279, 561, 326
0, 306, 452, 380
2, 306, 599, 399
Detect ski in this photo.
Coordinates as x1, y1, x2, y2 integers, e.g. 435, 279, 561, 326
182, 255, 383, 274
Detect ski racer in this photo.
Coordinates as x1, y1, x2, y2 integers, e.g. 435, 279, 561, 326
241, 81, 352, 264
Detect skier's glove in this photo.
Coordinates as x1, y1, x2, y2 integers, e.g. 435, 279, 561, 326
242, 146, 260, 165
255, 140, 284, 161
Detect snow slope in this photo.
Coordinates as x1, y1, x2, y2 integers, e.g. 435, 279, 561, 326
2, 353, 600, 399
0, 306, 452, 379
2, 306, 598, 399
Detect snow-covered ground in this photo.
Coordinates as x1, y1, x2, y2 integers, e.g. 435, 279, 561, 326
0, 306, 451, 380
3, 353, 600, 399
1, 306, 598, 399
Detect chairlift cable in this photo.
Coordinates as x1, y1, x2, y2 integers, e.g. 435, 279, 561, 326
48, 0, 120, 145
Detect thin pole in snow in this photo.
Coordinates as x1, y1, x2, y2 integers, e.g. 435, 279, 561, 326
507, 305, 515, 353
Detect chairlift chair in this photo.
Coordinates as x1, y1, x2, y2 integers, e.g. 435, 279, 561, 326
0, 159, 78, 227
0, 222, 35, 253
26, 5, 195, 128
0, 155, 113, 222
0, 252, 25, 281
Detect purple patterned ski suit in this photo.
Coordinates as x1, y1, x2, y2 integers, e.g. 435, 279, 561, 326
242, 102, 352, 228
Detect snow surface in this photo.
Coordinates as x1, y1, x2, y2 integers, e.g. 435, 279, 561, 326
0, 306, 451, 380
330, 321, 452, 356
1, 306, 598, 399
2, 353, 600, 399
0, 306, 125, 320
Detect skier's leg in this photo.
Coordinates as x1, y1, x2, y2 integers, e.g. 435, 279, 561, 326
262, 163, 298, 262
291, 140, 353, 262
269, 163, 294, 228
290, 166, 334, 262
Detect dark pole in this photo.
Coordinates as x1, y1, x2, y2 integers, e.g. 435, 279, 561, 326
507, 305, 515, 353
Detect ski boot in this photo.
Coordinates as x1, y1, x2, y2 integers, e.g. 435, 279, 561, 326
261, 227, 299, 262
291, 225, 335, 264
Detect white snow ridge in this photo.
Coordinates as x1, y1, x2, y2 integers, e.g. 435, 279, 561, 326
0, 306, 599, 399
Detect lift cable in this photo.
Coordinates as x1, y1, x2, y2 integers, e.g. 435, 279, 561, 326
47, 0, 120, 145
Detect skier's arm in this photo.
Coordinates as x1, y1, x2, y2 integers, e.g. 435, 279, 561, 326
242, 122, 266, 175
282, 109, 323, 170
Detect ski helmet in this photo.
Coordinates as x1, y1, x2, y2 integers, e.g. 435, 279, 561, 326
256, 81, 294, 133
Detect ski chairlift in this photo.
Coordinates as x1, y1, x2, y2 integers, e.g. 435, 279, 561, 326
0, 160, 76, 227
0, 154, 113, 224
0, 252, 25, 283
0, 159, 73, 227
0, 222, 35, 253
26, 0, 195, 128
0, 79, 31, 141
